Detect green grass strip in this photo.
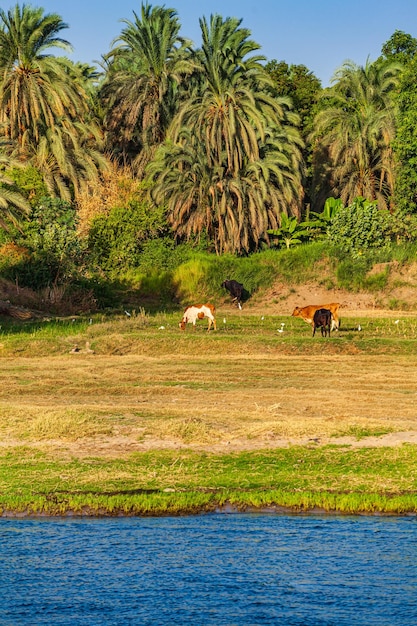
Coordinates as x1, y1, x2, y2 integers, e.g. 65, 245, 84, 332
2, 445, 417, 516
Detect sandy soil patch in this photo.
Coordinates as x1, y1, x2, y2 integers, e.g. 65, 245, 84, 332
244, 281, 417, 317
1, 429, 416, 459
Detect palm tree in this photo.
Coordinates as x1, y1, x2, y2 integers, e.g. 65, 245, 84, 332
311, 59, 401, 209
149, 14, 304, 254
26, 119, 109, 201
0, 4, 84, 146
0, 151, 30, 229
0, 4, 108, 200
100, 3, 195, 173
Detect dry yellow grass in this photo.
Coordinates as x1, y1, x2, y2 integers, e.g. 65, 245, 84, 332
0, 351, 416, 457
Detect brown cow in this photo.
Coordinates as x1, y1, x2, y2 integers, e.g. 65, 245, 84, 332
292, 302, 341, 331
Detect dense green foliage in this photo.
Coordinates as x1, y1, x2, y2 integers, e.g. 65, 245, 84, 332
100, 4, 195, 173
1, 198, 83, 289
0, 4, 108, 200
267, 214, 312, 249
327, 197, 393, 257
311, 59, 401, 210
148, 14, 304, 254
0, 5, 416, 308
393, 55, 417, 214
88, 200, 167, 272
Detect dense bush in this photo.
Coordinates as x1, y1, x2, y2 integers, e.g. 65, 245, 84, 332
327, 197, 393, 258
7, 165, 48, 207
87, 201, 168, 273
1, 198, 84, 290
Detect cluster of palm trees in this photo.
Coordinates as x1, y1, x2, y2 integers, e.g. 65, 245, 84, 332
0, 3, 405, 256
311, 59, 401, 212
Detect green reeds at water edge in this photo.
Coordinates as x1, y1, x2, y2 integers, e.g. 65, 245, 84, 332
1, 491, 416, 518
2, 447, 417, 517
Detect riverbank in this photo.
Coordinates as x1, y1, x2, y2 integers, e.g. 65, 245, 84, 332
2, 438, 417, 517
1, 310, 417, 516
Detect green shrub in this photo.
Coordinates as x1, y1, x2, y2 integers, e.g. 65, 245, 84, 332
73, 276, 116, 310
327, 197, 393, 258
7, 165, 48, 207
87, 200, 168, 272
138, 238, 207, 273
2, 198, 84, 289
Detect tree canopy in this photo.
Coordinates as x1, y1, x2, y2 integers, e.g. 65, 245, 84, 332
1, 3, 417, 291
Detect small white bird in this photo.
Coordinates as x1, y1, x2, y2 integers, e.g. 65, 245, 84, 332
261, 316, 264, 321
89, 318, 93, 325
223, 318, 227, 324
238, 302, 242, 310
358, 325, 362, 331
158, 326, 165, 330
394, 319, 400, 324
124, 310, 131, 317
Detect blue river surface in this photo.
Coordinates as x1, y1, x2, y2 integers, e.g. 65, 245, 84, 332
0, 513, 416, 626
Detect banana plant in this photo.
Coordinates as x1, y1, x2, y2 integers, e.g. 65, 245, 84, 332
267, 214, 312, 249
309, 197, 343, 233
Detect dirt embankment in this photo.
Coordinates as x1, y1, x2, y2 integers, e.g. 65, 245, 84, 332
2, 258, 417, 320
246, 260, 417, 317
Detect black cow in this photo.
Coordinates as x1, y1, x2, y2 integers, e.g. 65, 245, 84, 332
222, 279, 244, 309
312, 308, 332, 337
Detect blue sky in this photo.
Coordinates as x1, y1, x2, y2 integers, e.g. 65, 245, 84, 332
28, 0, 417, 86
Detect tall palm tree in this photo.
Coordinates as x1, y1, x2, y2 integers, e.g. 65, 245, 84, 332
0, 4, 108, 200
0, 4, 84, 146
100, 3, 195, 173
311, 59, 401, 209
149, 14, 304, 254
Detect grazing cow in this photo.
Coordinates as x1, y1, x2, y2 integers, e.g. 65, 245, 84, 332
179, 303, 217, 332
292, 302, 341, 331
312, 308, 332, 337
222, 279, 244, 309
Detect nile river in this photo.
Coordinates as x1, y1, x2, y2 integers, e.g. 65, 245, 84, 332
1, 513, 416, 625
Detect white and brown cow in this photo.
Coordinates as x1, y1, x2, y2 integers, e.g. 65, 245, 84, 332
179, 303, 217, 331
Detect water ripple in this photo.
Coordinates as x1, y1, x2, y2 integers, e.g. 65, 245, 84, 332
0, 514, 416, 625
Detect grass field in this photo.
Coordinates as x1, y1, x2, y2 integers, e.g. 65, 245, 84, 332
1, 309, 417, 516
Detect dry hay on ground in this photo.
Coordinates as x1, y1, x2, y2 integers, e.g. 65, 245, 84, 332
0, 353, 416, 458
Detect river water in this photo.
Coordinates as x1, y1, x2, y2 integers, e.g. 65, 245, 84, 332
1, 513, 416, 625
